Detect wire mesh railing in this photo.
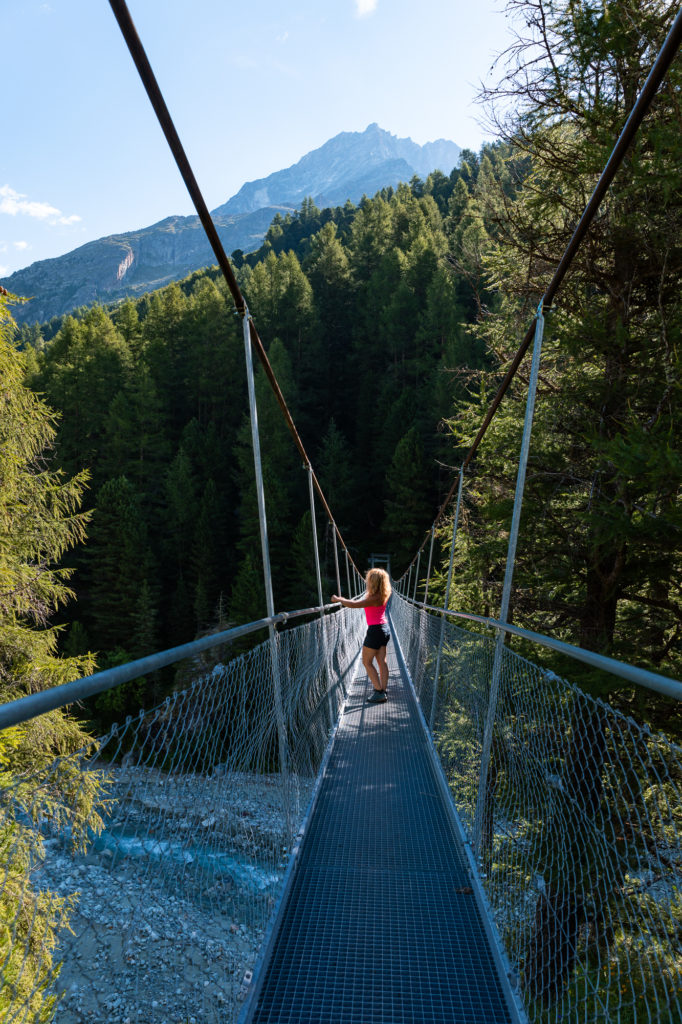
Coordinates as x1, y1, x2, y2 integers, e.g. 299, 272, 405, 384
390, 591, 682, 1024
0, 606, 364, 1024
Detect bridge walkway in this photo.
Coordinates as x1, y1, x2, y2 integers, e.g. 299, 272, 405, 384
241, 624, 523, 1023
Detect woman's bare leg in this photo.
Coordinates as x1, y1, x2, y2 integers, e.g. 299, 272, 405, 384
362, 646, 381, 690
375, 646, 388, 691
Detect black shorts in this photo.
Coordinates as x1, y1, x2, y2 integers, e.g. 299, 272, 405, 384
363, 624, 391, 651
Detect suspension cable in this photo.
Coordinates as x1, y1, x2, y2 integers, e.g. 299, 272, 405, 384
108, 0, 356, 571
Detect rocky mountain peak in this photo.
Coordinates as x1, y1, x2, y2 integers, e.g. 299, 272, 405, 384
2, 125, 461, 326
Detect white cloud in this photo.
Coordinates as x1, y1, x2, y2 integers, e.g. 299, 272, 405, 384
0, 185, 81, 226
14, 240, 29, 250
354, 0, 378, 16
0, 265, 8, 277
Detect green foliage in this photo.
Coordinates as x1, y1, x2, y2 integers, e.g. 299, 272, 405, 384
0, 292, 106, 1022
286, 511, 319, 611
317, 420, 355, 533
431, 4, 682, 1014
443, 0, 682, 715
383, 427, 434, 573
20, 146, 529, 721
229, 552, 266, 627
87, 475, 156, 654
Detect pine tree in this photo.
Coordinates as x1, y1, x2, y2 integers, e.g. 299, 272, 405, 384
0, 291, 105, 1022
304, 223, 355, 425
456, 0, 682, 686
285, 511, 319, 610
444, 1, 682, 1004
30, 307, 131, 483
245, 250, 321, 436
317, 419, 356, 532
191, 479, 222, 629
142, 282, 192, 442
234, 338, 303, 578
100, 367, 170, 506
86, 475, 155, 655
383, 427, 433, 572
164, 447, 197, 576
229, 552, 266, 626
112, 298, 142, 356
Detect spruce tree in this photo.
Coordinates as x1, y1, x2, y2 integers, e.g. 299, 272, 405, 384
191, 479, 221, 629
456, 0, 682, 686
443, 0, 682, 1005
0, 291, 104, 1021
86, 475, 155, 655
383, 427, 433, 573
317, 419, 356, 533
285, 511, 319, 611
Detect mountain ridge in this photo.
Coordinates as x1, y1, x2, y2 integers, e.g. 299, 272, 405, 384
215, 123, 460, 216
2, 124, 461, 326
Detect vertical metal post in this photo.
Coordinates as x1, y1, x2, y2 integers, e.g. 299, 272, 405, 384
332, 527, 341, 596
429, 468, 464, 731
345, 548, 352, 598
308, 466, 325, 615
407, 563, 413, 598
473, 302, 546, 860
308, 466, 333, 724
409, 549, 422, 671
242, 312, 290, 829
412, 550, 421, 603
423, 526, 436, 606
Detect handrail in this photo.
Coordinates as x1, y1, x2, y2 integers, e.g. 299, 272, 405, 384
398, 593, 682, 701
0, 603, 341, 731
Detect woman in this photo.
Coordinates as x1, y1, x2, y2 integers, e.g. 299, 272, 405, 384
332, 568, 392, 703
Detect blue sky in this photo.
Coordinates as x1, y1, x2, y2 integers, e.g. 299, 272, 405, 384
1, 0, 517, 278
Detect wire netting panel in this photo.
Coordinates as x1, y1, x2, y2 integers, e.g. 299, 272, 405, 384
391, 593, 682, 1024
0, 608, 364, 1024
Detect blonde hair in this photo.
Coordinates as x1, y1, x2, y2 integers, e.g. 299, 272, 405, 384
365, 568, 391, 605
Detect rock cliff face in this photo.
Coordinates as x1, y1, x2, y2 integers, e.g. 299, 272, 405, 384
3, 207, 287, 326
2, 125, 460, 326
214, 124, 461, 216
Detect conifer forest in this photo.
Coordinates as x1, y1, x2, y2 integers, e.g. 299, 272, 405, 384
1, 4, 682, 1022
2, 0, 680, 742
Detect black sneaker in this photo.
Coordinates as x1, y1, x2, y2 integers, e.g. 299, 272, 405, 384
366, 691, 387, 704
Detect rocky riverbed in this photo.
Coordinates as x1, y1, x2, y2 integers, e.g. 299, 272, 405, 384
32, 767, 315, 1024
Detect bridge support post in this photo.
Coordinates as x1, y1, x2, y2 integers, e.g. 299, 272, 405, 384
423, 526, 436, 606
408, 549, 423, 674
412, 550, 421, 603
332, 528, 341, 596
429, 468, 464, 731
308, 467, 334, 725
474, 301, 546, 861
344, 548, 352, 598
243, 311, 291, 835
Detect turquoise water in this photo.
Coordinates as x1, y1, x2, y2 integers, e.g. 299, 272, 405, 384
91, 828, 283, 892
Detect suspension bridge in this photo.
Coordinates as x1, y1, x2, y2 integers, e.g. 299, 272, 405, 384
1, 2, 681, 1022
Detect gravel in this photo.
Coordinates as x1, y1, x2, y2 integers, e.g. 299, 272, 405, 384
32, 767, 314, 1024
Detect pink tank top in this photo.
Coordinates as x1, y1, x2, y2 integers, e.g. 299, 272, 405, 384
365, 604, 387, 626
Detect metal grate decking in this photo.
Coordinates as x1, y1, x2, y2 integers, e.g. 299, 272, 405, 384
241, 626, 521, 1024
